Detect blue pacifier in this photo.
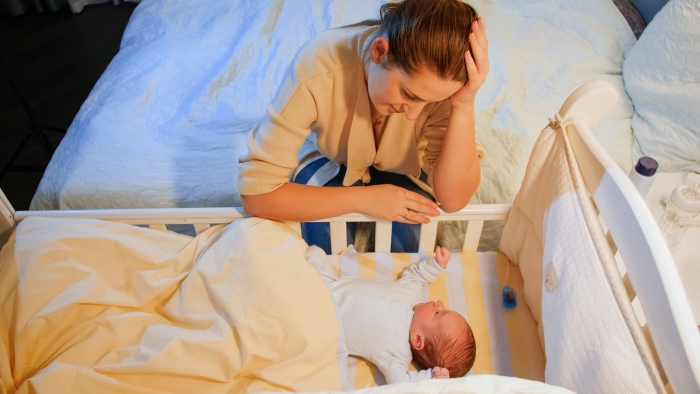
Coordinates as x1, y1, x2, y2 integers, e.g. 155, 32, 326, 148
502, 286, 517, 310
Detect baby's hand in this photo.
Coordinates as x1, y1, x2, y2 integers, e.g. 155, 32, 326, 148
435, 246, 450, 269
431, 367, 450, 379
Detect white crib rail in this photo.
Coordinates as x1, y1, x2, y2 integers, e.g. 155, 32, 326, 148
6, 204, 510, 254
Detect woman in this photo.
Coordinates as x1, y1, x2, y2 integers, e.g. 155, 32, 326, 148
237, 0, 489, 253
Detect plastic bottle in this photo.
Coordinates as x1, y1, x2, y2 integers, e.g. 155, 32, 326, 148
628, 157, 658, 198
658, 183, 700, 252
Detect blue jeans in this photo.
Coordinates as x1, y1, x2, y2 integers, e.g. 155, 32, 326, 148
292, 158, 435, 254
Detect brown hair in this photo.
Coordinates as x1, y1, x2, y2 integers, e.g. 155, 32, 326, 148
411, 319, 476, 377
351, 0, 479, 83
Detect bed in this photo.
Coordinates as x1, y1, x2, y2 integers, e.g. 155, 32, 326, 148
2, 81, 699, 393
27, 0, 659, 252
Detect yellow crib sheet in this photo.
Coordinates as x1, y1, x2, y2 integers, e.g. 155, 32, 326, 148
327, 251, 545, 389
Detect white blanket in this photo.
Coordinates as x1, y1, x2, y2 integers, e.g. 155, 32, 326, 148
0, 217, 345, 393
31, 0, 636, 249
334, 374, 574, 394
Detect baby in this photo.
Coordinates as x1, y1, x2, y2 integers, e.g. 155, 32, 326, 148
304, 244, 476, 384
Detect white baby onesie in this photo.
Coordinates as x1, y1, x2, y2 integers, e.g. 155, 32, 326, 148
304, 245, 446, 384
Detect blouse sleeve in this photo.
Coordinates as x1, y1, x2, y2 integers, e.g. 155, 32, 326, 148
236, 71, 318, 196
421, 99, 486, 188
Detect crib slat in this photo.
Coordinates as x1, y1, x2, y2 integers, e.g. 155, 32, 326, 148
330, 222, 347, 255
148, 224, 168, 232
375, 221, 392, 253
418, 221, 438, 253
622, 273, 637, 301
462, 220, 484, 252
605, 230, 619, 254
193, 223, 211, 234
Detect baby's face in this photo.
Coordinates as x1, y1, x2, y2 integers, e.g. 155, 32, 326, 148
411, 301, 467, 340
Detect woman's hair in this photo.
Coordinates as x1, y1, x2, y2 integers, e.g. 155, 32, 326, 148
351, 0, 479, 83
411, 319, 476, 377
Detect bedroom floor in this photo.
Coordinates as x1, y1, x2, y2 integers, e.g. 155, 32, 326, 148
0, 2, 137, 210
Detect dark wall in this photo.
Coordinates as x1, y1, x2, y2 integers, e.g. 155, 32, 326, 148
630, 0, 670, 23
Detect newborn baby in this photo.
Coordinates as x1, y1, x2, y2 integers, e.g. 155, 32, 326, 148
305, 245, 476, 383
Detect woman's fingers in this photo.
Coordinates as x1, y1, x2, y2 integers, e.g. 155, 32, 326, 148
465, 49, 479, 82
475, 18, 488, 52
404, 192, 440, 216
468, 32, 488, 77
469, 20, 489, 76
400, 209, 430, 224
394, 190, 438, 224
365, 185, 438, 224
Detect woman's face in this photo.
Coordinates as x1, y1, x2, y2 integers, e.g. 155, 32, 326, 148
366, 38, 464, 121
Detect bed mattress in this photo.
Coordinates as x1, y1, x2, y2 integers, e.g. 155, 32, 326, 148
31, 0, 636, 249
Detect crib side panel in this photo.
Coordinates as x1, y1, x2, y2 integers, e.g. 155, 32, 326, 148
568, 121, 700, 393
12, 205, 510, 253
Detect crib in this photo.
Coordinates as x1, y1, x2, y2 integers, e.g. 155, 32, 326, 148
1, 81, 699, 393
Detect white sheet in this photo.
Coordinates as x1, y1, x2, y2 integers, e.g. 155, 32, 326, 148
31, 0, 636, 249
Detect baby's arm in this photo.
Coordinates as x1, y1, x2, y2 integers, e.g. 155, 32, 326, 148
400, 247, 450, 285
375, 355, 433, 384
380, 363, 454, 383
305, 245, 337, 284
380, 367, 450, 383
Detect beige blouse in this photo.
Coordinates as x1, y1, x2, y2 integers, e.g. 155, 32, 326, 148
237, 25, 485, 197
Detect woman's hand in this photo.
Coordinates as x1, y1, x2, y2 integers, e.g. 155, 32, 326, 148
359, 185, 440, 224
449, 17, 489, 111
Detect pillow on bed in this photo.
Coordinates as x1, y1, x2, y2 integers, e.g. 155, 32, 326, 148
623, 0, 700, 173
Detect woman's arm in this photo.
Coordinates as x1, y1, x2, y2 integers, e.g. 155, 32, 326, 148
431, 18, 489, 213
241, 182, 440, 223
431, 103, 481, 212
242, 183, 363, 221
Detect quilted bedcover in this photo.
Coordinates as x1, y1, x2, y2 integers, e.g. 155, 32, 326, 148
30, 0, 636, 250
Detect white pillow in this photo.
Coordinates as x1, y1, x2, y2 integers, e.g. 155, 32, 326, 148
623, 0, 700, 173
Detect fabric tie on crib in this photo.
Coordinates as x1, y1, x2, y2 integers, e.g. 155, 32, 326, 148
548, 112, 597, 131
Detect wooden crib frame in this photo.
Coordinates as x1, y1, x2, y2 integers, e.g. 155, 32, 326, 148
1, 80, 698, 393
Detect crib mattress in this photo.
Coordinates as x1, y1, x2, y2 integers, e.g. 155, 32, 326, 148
31, 0, 636, 248
328, 250, 544, 388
